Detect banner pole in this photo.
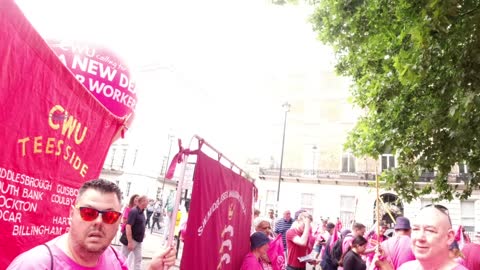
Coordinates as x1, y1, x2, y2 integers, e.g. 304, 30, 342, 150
167, 136, 195, 248
378, 196, 396, 225
191, 135, 254, 182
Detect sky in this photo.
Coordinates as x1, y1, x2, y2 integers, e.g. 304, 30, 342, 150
16, 0, 350, 169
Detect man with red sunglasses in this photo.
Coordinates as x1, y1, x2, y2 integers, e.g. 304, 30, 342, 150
7, 179, 176, 270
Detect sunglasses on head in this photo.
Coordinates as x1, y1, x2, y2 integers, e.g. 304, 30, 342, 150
74, 206, 122, 224
422, 204, 452, 226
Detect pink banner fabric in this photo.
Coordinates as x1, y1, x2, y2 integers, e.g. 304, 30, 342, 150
268, 234, 286, 270
0, 1, 123, 268
47, 39, 137, 118
180, 151, 255, 270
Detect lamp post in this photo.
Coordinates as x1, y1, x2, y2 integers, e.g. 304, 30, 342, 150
312, 145, 317, 176
161, 134, 174, 200
276, 102, 290, 216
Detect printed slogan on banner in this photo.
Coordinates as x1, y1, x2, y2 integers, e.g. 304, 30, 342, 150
0, 2, 124, 268
48, 40, 137, 118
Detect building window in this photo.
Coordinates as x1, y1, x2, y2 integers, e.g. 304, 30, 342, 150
459, 163, 468, 174
112, 148, 127, 169
120, 149, 127, 168
104, 148, 116, 169
342, 153, 356, 173
125, 182, 131, 197
461, 201, 475, 232
300, 193, 314, 215
265, 190, 276, 214
381, 154, 396, 171
161, 156, 169, 176
340, 195, 356, 226
132, 149, 139, 167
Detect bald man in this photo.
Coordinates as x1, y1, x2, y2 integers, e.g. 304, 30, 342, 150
399, 206, 467, 270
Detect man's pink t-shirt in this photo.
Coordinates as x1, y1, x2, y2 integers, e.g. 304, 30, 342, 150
240, 252, 263, 270
398, 260, 468, 270
380, 235, 415, 269
7, 235, 127, 269
461, 243, 480, 270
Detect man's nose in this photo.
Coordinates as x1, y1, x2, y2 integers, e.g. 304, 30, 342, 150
92, 213, 104, 224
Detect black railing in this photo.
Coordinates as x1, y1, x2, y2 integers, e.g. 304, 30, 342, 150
259, 168, 377, 180
258, 168, 469, 183
418, 172, 435, 182
456, 173, 471, 183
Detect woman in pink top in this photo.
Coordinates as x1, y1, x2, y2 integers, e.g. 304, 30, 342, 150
121, 194, 139, 233
241, 232, 271, 270
449, 241, 465, 265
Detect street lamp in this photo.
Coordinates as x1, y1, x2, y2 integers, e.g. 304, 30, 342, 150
161, 134, 175, 200
312, 145, 317, 176
276, 102, 290, 216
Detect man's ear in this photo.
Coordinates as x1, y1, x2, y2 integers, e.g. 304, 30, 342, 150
446, 229, 455, 245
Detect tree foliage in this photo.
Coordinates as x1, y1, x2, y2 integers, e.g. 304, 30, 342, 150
311, 0, 480, 202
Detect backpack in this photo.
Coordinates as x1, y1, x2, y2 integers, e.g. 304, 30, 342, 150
331, 234, 353, 267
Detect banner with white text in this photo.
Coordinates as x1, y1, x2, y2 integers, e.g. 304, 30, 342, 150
0, 1, 124, 268
180, 151, 254, 270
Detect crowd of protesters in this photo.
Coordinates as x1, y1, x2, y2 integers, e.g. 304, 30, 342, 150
242, 206, 480, 270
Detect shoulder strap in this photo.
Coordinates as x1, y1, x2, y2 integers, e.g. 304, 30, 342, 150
110, 245, 123, 265
43, 243, 53, 270
110, 245, 120, 260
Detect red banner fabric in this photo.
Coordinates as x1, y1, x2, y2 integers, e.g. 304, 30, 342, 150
0, 1, 123, 268
180, 151, 254, 270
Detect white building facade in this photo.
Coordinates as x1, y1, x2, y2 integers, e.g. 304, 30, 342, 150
253, 168, 480, 238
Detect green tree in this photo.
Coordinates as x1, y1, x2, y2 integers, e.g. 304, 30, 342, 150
311, 0, 480, 202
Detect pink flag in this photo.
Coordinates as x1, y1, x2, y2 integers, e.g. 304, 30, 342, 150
267, 234, 286, 270
454, 225, 465, 250
0, 1, 124, 268
180, 151, 255, 270
330, 222, 339, 249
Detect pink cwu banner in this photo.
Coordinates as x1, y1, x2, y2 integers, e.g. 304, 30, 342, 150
0, 1, 124, 268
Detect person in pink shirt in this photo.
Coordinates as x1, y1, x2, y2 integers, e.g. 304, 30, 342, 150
365, 221, 389, 267
449, 241, 465, 265
342, 223, 366, 254
380, 216, 415, 269
254, 217, 276, 270
241, 232, 271, 270
122, 194, 139, 233
337, 217, 343, 231
398, 205, 468, 270
286, 210, 317, 270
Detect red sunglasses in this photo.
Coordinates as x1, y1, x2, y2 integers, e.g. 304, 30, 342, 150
75, 206, 122, 224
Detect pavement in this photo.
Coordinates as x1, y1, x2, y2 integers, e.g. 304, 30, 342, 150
112, 224, 183, 270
